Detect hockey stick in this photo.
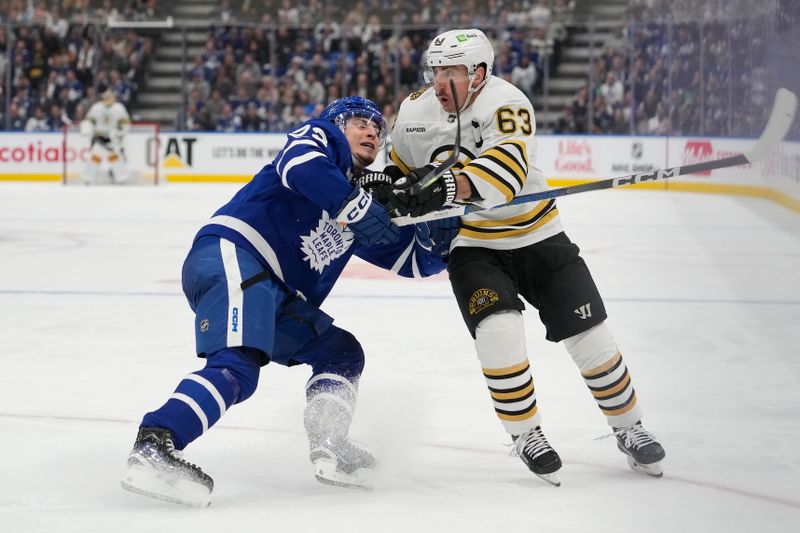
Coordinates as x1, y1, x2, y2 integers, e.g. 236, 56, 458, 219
402, 79, 462, 194
392, 88, 797, 225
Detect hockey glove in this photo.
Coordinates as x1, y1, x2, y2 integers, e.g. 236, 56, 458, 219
414, 216, 460, 258
352, 171, 397, 205
335, 186, 401, 247
391, 164, 458, 217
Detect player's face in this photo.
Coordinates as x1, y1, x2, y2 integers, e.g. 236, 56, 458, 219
344, 116, 381, 165
431, 65, 471, 113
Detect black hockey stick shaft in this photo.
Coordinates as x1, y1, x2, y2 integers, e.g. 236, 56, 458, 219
462, 153, 749, 211
392, 88, 797, 225
405, 79, 461, 194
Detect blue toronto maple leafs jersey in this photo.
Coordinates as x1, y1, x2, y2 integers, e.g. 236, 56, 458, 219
194, 118, 445, 306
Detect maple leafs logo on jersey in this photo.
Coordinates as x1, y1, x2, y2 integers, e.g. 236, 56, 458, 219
300, 212, 354, 273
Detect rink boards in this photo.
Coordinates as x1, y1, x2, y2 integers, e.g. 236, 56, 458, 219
0, 131, 798, 211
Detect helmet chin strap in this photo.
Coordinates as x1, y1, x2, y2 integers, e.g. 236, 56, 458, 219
458, 72, 488, 112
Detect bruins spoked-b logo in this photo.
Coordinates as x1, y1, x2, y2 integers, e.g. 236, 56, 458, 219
468, 288, 500, 315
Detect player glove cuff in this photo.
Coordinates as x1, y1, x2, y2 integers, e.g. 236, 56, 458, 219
391, 164, 458, 217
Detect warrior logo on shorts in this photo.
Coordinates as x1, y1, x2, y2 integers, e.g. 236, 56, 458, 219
468, 288, 500, 315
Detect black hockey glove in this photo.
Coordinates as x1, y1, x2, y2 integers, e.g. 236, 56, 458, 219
391, 164, 458, 217
335, 186, 401, 247
414, 216, 460, 258
352, 171, 397, 206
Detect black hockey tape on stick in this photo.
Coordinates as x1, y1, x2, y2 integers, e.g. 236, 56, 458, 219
404, 79, 462, 195
392, 88, 797, 226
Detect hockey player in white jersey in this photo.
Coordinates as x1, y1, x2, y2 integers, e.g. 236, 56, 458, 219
80, 90, 131, 184
385, 29, 666, 485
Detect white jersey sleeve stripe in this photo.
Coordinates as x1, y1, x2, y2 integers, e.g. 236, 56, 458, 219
275, 139, 321, 170
411, 250, 421, 277
279, 151, 326, 189
390, 239, 416, 275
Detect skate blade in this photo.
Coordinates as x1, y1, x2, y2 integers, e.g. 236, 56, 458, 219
535, 471, 561, 487
121, 463, 212, 507
313, 458, 374, 490
626, 456, 663, 478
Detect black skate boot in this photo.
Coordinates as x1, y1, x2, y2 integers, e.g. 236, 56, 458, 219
512, 426, 562, 486
120, 427, 214, 507
614, 421, 666, 478
309, 436, 377, 490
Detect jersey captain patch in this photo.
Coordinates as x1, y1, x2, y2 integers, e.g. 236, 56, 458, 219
300, 212, 354, 273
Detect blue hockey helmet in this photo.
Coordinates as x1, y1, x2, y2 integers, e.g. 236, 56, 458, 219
320, 96, 387, 147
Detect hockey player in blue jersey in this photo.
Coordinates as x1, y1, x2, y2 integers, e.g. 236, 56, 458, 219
120, 96, 456, 507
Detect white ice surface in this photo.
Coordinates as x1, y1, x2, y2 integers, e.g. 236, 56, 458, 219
1, 183, 798, 532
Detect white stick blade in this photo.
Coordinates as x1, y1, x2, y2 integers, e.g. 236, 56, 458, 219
745, 88, 798, 162
392, 205, 467, 226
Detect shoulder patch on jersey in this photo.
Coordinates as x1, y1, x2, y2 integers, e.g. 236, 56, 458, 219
300, 212, 354, 273
409, 87, 430, 101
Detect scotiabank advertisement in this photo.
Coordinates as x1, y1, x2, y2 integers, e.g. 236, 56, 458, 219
1, 132, 797, 210
0, 131, 156, 180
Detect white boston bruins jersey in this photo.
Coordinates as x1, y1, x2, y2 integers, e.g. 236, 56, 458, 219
86, 101, 130, 137
390, 76, 563, 250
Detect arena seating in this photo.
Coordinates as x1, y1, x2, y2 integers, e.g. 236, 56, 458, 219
0, 0, 157, 130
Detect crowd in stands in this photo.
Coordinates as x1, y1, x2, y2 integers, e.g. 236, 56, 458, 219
2, 0, 793, 138
555, 0, 785, 136
183, 0, 575, 131
0, 1, 157, 131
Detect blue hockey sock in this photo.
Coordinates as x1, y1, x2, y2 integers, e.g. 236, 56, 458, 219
141, 347, 261, 449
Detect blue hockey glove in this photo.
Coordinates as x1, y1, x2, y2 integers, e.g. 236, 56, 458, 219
414, 216, 460, 258
391, 164, 458, 217
335, 187, 401, 247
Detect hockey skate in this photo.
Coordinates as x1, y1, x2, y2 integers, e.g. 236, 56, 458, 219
512, 426, 562, 486
120, 427, 214, 507
614, 422, 666, 478
309, 436, 376, 490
